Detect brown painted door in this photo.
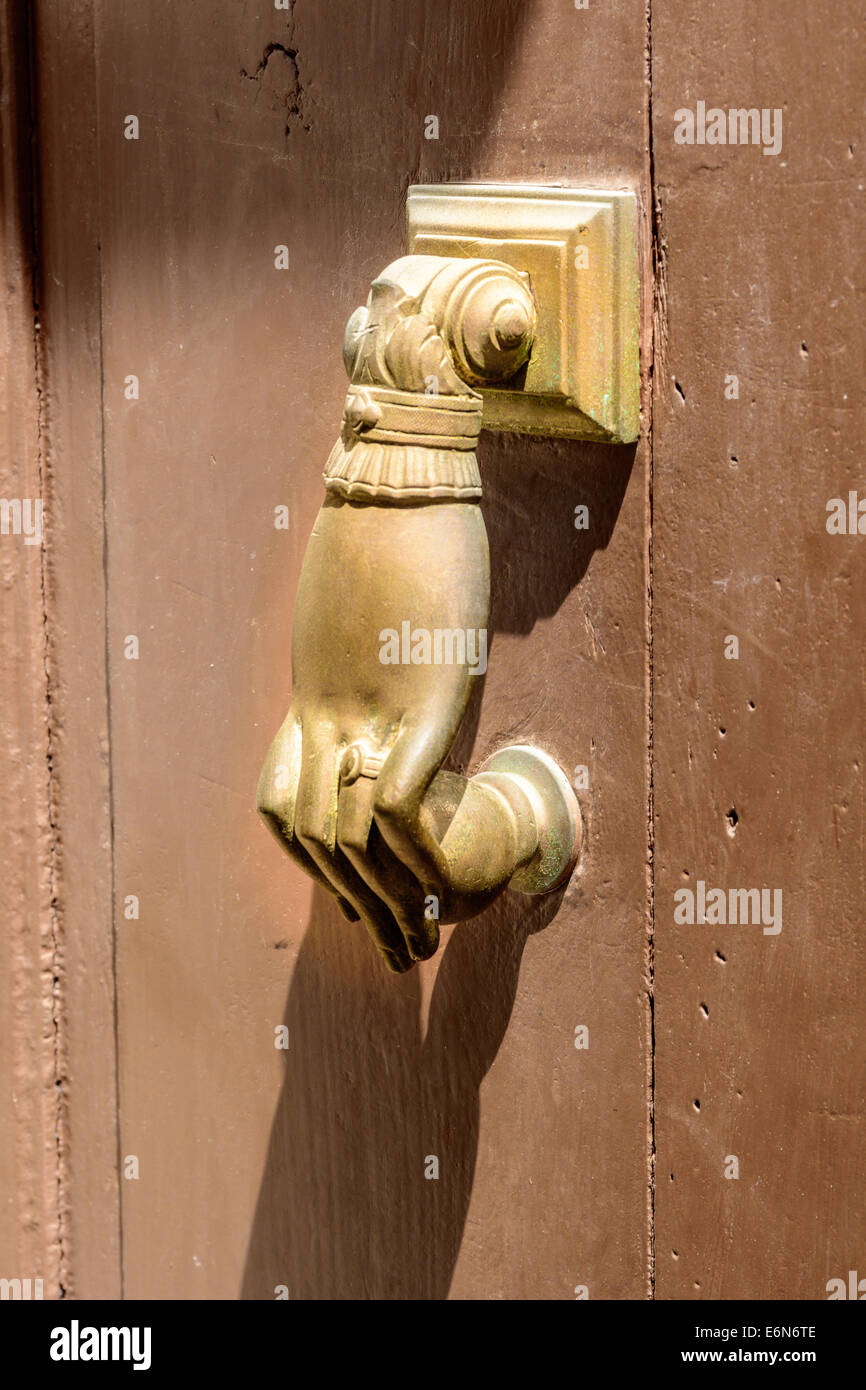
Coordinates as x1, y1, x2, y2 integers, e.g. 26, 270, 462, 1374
2, 0, 863, 1301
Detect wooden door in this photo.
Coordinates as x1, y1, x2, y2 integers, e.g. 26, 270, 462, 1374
2, 0, 862, 1301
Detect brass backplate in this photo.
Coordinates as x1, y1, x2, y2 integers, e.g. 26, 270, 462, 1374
407, 183, 639, 443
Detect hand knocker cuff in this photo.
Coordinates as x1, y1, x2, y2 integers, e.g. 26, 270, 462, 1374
322, 255, 534, 504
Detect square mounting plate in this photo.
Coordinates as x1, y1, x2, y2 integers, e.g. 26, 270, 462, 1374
407, 183, 639, 443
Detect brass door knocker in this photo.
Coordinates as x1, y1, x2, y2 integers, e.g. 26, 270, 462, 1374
257, 251, 584, 972
255, 184, 636, 973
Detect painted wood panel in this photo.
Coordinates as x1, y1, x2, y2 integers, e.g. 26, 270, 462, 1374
651, 0, 866, 1300
6, 0, 862, 1305
88, 0, 651, 1299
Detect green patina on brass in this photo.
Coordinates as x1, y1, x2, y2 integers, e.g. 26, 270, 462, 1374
407, 184, 640, 443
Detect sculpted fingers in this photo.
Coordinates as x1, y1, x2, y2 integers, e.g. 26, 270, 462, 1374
336, 741, 439, 963
259, 714, 451, 972
257, 712, 360, 922
293, 722, 413, 972
372, 714, 457, 899
256, 712, 303, 841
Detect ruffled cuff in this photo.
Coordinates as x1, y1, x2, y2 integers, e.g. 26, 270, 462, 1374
322, 384, 483, 503
323, 437, 482, 502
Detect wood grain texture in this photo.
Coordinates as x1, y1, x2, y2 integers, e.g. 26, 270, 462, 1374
29, 0, 122, 1298
651, 0, 866, 1299
82, 0, 652, 1298
12, 0, 864, 1305
0, 0, 61, 1298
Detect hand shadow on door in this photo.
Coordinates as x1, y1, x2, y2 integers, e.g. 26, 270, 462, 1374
241, 434, 635, 1299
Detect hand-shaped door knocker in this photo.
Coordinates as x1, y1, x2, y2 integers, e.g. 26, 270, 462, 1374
257, 254, 582, 972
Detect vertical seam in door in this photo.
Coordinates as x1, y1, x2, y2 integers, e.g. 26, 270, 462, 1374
645, 0, 659, 1302
87, 0, 125, 1300
23, 0, 67, 1298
